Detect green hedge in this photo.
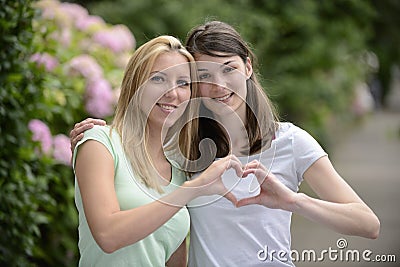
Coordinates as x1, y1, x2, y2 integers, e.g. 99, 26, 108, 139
1, 0, 134, 265
0, 0, 69, 266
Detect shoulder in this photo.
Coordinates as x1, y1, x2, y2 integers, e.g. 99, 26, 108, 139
73, 125, 120, 164
83, 125, 113, 139
276, 122, 318, 144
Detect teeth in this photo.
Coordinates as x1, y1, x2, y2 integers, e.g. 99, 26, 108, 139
158, 104, 176, 110
214, 93, 232, 101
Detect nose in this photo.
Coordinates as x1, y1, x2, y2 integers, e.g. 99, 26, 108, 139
163, 87, 178, 99
211, 74, 227, 92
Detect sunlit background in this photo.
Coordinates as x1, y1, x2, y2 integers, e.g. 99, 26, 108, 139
1, 0, 399, 266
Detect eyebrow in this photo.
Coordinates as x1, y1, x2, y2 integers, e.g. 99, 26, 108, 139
149, 71, 190, 79
150, 71, 166, 76
197, 60, 235, 71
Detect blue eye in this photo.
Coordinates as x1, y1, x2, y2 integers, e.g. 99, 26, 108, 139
177, 80, 190, 87
199, 73, 211, 80
223, 66, 235, 73
150, 75, 165, 83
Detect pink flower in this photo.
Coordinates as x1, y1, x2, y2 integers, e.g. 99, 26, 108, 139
35, 0, 58, 20
30, 52, 59, 72
93, 25, 135, 53
53, 134, 72, 165
28, 119, 52, 154
58, 2, 88, 22
59, 28, 72, 47
85, 79, 115, 118
76, 15, 105, 31
68, 54, 103, 81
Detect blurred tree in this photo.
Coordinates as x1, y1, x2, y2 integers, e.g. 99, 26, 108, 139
367, 0, 400, 106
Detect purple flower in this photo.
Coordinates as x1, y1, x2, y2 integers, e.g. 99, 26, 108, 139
58, 28, 72, 47
68, 54, 103, 81
93, 25, 135, 53
28, 119, 53, 154
59, 2, 88, 22
30, 52, 59, 72
35, 0, 58, 20
85, 78, 115, 118
53, 134, 72, 166
76, 15, 105, 31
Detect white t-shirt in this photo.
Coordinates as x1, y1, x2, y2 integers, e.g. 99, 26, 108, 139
187, 122, 327, 267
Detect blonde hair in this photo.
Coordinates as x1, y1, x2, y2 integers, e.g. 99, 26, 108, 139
112, 35, 198, 193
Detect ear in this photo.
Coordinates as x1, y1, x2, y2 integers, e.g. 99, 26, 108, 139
245, 57, 253, 80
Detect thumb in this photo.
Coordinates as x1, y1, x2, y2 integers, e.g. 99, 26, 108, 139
223, 191, 238, 206
236, 196, 259, 207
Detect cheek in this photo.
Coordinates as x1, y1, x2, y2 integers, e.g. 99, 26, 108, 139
179, 88, 191, 101
140, 86, 163, 115
198, 84, 210, 97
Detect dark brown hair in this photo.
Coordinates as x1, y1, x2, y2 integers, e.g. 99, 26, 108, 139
185, 21, 279, 160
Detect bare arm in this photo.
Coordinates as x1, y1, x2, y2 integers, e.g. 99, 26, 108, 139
166, 238, 187, 267
237, 157, 380, 239
295, 156, 380, 238
75, 141, 242, 253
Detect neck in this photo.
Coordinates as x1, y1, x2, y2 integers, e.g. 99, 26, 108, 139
146, 123, 173, 185
215, 102, 249, 155
146, 124, 166, 162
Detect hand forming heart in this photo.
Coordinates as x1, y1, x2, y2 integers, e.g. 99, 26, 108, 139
236, 160, 297, 210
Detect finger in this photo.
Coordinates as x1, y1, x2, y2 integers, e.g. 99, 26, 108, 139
223, 191, 237, 206
253, 168, 270, 185
236, 196, 259, 207
243, 168, 269, 185
82, 117, 106, 125
243, 161, 259, 171
244, 161, 267, 172
226, 156, 244, 177
70, 133, 84, 153
71, 123, 94, 139
85, 118, 106, 126
242, 168, 256, 177
74, 118, 106, 130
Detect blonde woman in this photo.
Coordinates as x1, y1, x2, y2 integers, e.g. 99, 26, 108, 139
72, 35, 242, 266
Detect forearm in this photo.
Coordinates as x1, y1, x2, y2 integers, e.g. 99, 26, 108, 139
95, 181, 199, 253
290, 193, 380, 239
166, 238, 187, 267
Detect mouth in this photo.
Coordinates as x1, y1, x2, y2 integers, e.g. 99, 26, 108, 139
212, 92, 234, 103
156, 103, 177, 113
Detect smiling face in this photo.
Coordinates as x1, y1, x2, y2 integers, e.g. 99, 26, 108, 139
195, 53, 252, 118
140, 51, 192, 130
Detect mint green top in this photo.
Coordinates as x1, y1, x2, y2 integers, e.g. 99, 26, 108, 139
73, 125, 190, 267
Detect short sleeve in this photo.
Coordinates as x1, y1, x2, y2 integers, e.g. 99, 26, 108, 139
293, 126, 327, 182
72, 125, 116, 171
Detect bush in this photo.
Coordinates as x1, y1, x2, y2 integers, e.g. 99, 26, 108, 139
1, 0, 136, 265
0, 0, 52, 265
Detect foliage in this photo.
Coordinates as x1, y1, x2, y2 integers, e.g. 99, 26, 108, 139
367, 0, 400, 104
1, 0, 135, 265
0, 0, 54, 266
85, 0, 375, 147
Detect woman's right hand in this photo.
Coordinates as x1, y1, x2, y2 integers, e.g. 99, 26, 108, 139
69, 118, 106, 152
187, 155, 244, 205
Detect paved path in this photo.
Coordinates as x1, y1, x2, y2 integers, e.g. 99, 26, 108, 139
291, 109, 400, 267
